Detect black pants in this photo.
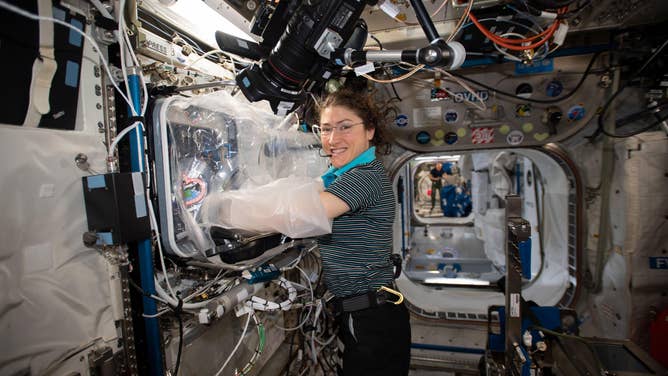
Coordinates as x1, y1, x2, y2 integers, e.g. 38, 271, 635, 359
337, 302, 411, 376
431, 182, 442, 209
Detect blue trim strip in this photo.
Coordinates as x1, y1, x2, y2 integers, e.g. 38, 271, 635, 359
96, 232, 113, 245
86, 175, 106, 189
65, 61, 80, 88
127, 73, 164, 375
52, 7, 66, 21
462, 44, 611, 68
69, 18, 83, 47
411, 343, 485, 355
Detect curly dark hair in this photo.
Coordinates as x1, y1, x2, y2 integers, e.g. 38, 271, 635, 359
317, 88, 392, 156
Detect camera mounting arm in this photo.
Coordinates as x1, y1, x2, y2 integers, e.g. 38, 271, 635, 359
331, 0, 466, 70
333, 41, 466, 69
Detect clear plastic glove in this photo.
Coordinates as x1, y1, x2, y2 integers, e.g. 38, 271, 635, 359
199, 177, 332, 238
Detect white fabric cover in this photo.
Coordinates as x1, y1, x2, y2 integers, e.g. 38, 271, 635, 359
622, 133, 668, 348
0, 23, 119, 374
0, 127, 118, 375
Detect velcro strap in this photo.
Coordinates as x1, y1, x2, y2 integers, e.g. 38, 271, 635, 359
336, 290, 388, 313
94, 14, 118, 30
126, 116, 145, 127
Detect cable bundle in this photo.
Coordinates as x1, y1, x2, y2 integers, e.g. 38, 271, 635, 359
468, 6, 567, 59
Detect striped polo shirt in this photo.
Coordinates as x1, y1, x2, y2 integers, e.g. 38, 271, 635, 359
318, 158, 396, 298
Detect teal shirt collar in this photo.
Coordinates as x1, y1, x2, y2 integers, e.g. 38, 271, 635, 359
321, 147, 376, 188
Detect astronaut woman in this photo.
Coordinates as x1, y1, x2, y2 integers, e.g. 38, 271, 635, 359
316, 89, 411, 375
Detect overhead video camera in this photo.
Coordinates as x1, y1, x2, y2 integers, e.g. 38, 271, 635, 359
215, 0, 466, 115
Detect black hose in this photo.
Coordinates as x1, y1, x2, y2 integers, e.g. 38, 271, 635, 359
173, 309, 184, 376
448, 51, 603, 104
409, 0, 440, 42
593, 38, 668, 138
529, 0, 580, 9
601, 112, 668, 138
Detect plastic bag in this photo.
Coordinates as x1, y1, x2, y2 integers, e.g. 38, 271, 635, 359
200, 177, 332, 239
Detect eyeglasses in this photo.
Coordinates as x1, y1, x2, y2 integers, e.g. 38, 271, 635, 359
313, 122, 364, 137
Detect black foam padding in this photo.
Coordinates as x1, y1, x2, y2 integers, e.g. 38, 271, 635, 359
0, 0, 38, 125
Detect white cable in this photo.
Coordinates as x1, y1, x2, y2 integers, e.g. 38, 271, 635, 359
274, 266, 315, 331
148, 198, 178, 299
467, 17, 550, 63
90, 0, 114, 19
435, 67, 488, 111
246, 277, 297, 311
182, 48, 236, 77
110, 0, 149, 169
215, 310, 254, 376
142, 308, 171, 318
309, 300, 323, 364
314, 333, 337, 347
148, 292, 170, 305
183, 49, 222, 70
310, 331, 317, 365
280, 245, 310, 271
117, 0, 149, 168
154, 277, 212, 310
227, 54, 237, 75
0, 0, 134, 112
492, 32, 550, 63
120, 16, 149, 116
493, 40, 523, 62
118, 0, 133, 115
446, 0, 474, 43
182, 269, 226, 303
108, 121, 141, 158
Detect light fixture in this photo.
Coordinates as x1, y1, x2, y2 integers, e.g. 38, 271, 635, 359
165, 0, 255, 47
423, 277, 491, 286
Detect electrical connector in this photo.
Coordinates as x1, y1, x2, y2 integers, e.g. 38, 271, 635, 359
235, 303, 253, 317
539, 11, 558, 20
198, 308, 212, 324
523, 330, 533, 348
242, 264, 280, 284
553, 23, 569, 47
379, 0, 400, 19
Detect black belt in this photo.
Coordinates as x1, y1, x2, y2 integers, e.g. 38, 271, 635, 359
333, 286, 404, 314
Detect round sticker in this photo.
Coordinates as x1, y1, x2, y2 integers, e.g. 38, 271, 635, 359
499, 124, 511, 135
507, 130, 525, 145
522, 122, 534, 132
456, 127, 467, 138
567, 105, 586, 121
445, 132, 458, 145
416, 131, 431, 145
395, 114, 409, 127
534, 133, 549, 141
444, 109, 459, 124
434, 129, 445, 139
515, 83, 533, 99
546, 80, 564, 97
515, 103, 532, 117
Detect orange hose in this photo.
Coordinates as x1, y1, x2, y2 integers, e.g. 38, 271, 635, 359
468, 8, 566, 51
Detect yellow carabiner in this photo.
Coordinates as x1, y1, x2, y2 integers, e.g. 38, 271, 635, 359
378, 285, 404, 305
